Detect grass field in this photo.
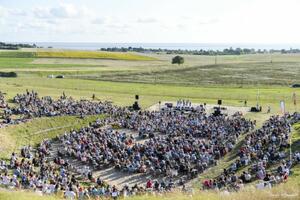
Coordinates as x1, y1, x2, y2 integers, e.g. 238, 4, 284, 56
0, 49, 155, 61
0, 51, 36, 58
36, 50, 156, 61
0, 50, 299, 86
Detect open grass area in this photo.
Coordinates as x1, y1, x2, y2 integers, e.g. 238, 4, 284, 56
0, 51, 300, 86
91, 62, 299, 86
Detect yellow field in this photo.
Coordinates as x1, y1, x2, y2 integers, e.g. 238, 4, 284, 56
36, 50, 156, 61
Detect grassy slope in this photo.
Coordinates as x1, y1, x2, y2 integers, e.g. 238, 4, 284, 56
0, 190, 60, 200
0, 115, 104, 159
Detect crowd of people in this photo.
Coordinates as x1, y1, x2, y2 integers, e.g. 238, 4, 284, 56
0, 139, 187, 199
203, 113, 300, 191
0, 105, 256, 198
12, 90, 116, 118
0, 91, 10, 127
0, 90, 119, 126
0, 140, 126, 199
0, 90, 299, 198
0, 92, 6, 108
57, 109, 253, 180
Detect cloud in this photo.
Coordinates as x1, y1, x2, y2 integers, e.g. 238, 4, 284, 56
91, 18, 106, 25
33, 7, 52, 19
199, 18, 219, 25
106, 24, 130, 30
0, 6, 7, 17
46, 19, 60, 25
50, 4, 80, 18
33, 4, 91, 19
8, 8, 27, 16
136, 17, 158, 24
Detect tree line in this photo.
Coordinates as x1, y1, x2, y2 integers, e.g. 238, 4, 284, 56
0, 42, 37, 50
99, 46, 300, 55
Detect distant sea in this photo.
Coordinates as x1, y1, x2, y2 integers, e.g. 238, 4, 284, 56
31, 42, 300, 51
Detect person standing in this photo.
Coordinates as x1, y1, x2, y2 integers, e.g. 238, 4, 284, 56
111, 186, 119, 200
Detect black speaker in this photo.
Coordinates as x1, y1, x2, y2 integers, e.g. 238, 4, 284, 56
133, 101, 140, 110
218, 100, 222, 105
165, 103, 173, 108
135, 95, 139, 100
213, 107, 222, 116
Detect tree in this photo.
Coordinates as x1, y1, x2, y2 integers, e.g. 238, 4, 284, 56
172, 56, 184, 65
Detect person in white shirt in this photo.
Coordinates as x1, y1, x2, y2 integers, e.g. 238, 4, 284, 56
65, 188, 76, 200
111, 186, 119, 200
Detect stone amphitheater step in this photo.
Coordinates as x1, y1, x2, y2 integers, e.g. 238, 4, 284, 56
44, 128, 190, 189
93, 167, 152, 189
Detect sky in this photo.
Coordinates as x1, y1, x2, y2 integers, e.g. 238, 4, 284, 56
0, 0, 300, 43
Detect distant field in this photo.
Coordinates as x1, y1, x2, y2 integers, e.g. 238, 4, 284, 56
0, 51, 36, 58
36, 50, 156, 61
91, 62, 300, 86
1, 52, 300, 86
0, 50, 156, 61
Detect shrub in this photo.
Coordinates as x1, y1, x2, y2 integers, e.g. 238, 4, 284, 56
0, 71, 17, 77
